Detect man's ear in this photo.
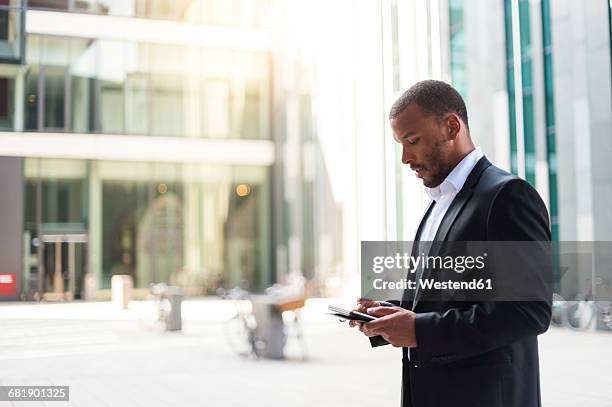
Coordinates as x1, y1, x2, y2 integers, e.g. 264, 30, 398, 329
445, 113, 461, 140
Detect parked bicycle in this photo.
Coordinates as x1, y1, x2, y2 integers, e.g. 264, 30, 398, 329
218, 285, 308, 359
551, 293, 612, 331
218, 287, 266, 358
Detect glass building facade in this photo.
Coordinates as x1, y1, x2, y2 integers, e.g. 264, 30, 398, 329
503, 0, 536, 185
441, 0, 611, 299
23, 159, 271, 295
0, 0, 610, 302
22, 35, 270, 138
0, 0, 280, 301
27, 0, 271, 27
451, 0, 610, 245
315, 0, 610, 294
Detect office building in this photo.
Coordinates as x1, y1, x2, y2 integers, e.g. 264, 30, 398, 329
0, 0, 282, 300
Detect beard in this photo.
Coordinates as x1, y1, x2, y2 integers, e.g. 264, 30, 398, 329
421, 141, 454, 188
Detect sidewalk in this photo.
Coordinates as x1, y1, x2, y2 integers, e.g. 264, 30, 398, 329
0, 299, 610, 406
0, 299, 399, 407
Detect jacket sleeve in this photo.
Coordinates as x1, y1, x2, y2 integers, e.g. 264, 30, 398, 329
412, 179, 553, 366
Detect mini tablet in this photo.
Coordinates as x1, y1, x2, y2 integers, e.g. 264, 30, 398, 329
328, 305, 378, 322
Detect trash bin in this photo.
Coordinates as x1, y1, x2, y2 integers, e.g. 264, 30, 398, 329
251, 295, 286, 359
165, 286, 183, 331
111, 275, 133, 309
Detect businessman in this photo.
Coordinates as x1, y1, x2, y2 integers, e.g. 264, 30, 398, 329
350, 80, 552, 407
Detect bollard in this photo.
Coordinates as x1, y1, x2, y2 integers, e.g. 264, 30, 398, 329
111, 275, 133, 309
83, 273, 97, 301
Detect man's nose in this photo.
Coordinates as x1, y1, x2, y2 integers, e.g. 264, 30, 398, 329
402, 145, 414, 165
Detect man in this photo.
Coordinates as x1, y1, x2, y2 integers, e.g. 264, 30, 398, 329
350, 80, 552, 407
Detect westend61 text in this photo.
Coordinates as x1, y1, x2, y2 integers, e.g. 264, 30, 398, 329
372, 278, 493, 291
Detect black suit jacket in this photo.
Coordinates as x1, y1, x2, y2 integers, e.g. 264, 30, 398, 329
371, 156, 552, 407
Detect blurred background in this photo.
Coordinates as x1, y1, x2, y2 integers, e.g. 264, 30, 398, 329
0, 0, 610, 406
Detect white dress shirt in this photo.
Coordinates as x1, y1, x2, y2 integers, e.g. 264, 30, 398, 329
419, 147, 484, 242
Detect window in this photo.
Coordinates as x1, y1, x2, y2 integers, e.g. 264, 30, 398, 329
541, 0, 558, 242
24, 35, 271, 139
503, 0, 536, 186
0, 0, 24, 63
449, 0, 467, 99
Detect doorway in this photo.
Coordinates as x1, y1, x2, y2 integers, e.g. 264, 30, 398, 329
37, 233, 87, 301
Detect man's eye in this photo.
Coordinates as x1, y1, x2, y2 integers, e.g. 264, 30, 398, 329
407, 138, 417, 145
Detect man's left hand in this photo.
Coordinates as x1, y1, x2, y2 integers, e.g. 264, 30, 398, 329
360, 306, 418, 348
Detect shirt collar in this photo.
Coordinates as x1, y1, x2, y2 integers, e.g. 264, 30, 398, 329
425, 147, 484, 201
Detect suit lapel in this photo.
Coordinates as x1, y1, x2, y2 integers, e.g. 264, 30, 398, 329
412, 156, 492, 307
400, 200, 436, 309
430, 188, 473, 246
413, 200, 436, 244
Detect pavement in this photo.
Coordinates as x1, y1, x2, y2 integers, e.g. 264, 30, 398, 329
0, 299, 610, 407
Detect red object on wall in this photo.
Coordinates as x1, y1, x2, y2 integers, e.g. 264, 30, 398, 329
0, 273, 16, 296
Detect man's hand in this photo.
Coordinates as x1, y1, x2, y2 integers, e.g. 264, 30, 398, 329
348, 298, 380, 329
361, 306, 418, 348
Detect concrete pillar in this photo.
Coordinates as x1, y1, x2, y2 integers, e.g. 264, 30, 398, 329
0, 157, 23, 300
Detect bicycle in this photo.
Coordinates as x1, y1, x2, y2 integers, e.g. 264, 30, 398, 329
551, 292, 612, 331
218, 287, 266, 358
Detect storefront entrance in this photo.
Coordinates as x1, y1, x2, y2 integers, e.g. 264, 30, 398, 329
37, 233, 87, 301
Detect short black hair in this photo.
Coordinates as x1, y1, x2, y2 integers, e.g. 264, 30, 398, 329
389, 80, 469, 130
